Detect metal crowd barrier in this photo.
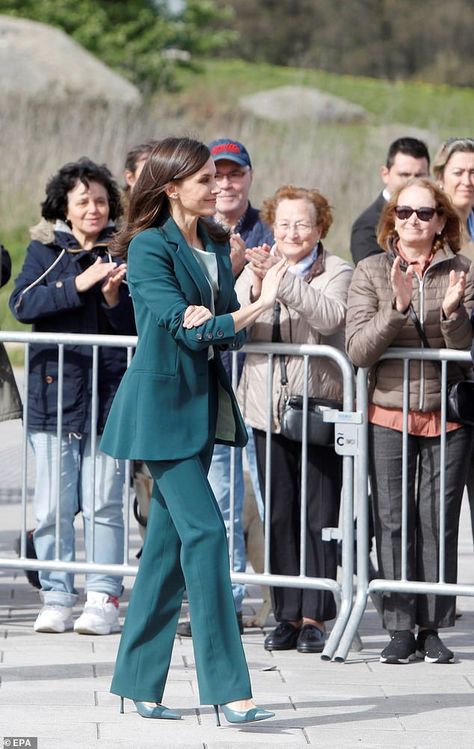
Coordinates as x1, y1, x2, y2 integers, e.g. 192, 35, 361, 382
333, 347, 474, 662
231, 341, 359, 660
4, 333, 472, 661
0, 331, 359, 659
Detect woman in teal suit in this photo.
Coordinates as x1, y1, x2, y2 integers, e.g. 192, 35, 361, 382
101, 137, 287, 725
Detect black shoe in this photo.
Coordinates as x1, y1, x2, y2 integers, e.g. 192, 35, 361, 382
380, 630, 416, 664
264, 621, 300, 651
177, 620, 192, 637
416, 629, 454, 663
177, 612, 244, 639
296, 624, 325, 653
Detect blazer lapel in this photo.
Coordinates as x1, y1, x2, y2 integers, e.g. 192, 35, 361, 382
160, 216, 213, 309
200, 225, 234, 315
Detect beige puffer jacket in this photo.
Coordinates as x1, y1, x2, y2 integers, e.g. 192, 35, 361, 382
236, 248, 353, 433
345, 244, 474, 411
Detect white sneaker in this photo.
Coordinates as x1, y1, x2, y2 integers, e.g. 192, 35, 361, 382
34, 604, 74, 633
74, 592, 121, 635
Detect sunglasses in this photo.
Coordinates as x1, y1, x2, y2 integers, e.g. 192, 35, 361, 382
394, 206, 438, 222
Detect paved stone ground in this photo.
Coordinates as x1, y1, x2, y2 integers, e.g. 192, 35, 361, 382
1, 417, 474, 748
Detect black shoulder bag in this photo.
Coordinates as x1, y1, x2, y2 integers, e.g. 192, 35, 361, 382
273, 301, 340, 446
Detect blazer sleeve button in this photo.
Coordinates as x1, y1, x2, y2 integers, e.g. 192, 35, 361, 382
196, 333, 203, 341
206, 332, 213, 340
216, 330, 224, 338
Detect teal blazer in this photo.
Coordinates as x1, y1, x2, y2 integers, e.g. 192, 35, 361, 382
100, 215, 248, 461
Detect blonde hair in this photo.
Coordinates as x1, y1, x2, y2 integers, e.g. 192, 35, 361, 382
432, 138, 474, 182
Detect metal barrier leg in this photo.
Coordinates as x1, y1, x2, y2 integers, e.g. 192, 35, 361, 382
321, 443, 356, 659
333, 367, 370, 661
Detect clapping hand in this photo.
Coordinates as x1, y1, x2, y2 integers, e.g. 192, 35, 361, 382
229, 233, 246, 277
391, 256, 414, 313
75, 256, 117, 293
442, 269, 466, 317
259, 257, 288, 309
102, 263, 127, 307
245, 244, 277, 280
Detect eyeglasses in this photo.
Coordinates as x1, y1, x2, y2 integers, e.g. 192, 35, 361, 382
275, 221, 315, 234
394, 206, 438, 222
215, 168, 250, 182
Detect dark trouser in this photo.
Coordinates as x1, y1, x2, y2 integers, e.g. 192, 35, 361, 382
110, 362, 251, 706
369, 423, 472, 632
464, 456, 474, 550
253, 429, 342, 623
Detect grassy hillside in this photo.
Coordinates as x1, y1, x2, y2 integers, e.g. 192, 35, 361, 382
1, 58, 473, 335
171, 59, 473, 132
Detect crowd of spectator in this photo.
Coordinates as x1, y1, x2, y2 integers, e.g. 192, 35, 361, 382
1, 133, 474, 668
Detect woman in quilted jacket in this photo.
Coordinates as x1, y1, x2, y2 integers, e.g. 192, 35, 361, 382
346, 177, 474, 665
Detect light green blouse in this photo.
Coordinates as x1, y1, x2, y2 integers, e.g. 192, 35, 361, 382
190, 246, 219, 359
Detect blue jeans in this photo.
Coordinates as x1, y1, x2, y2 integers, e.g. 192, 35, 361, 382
208, 444, 245, 612
207, 426, 263, 612
29, 431, 125, 607
245, 424, 264, 520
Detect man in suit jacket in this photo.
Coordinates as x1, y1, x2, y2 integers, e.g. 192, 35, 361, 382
350, 137, 430, 266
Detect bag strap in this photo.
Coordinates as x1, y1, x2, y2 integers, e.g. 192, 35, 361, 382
408, 304, 461, 386
409, 304, 431, 348
271, 301, 288, 386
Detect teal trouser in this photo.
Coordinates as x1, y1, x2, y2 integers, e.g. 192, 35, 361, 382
110, 365, 252, 706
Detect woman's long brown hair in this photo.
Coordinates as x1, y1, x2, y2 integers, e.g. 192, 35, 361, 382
111, 137, 229, 258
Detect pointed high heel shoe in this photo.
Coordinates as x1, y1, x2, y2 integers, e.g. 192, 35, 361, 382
120, 696, 181, 720
213, 703, 275, 726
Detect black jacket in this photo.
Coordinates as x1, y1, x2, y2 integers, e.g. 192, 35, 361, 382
350, 192, 386, 266
1, 244, 12, 288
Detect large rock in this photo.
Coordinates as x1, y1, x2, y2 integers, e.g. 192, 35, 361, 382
239, 85, 367, 123
0, 14, 141, 106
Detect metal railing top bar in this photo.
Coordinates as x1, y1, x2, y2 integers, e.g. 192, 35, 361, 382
0, 330, 138, 347
379, 347, 473, 363
369, 579, 474, 597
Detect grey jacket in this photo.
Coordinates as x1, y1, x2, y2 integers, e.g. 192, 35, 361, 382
0, 345, 22, 422
0, 244, 21, 422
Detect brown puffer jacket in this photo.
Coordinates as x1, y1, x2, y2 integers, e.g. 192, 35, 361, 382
345, 244, 474, 411
236, 248, 353, 432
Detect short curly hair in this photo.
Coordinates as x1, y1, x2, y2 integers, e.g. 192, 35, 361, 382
41, 157, 122, 222
260, 185, 333, 238
377, 177, 462, 253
